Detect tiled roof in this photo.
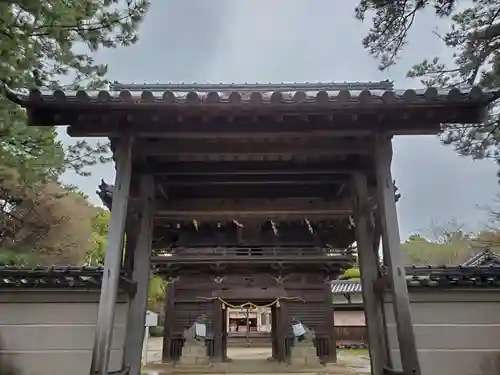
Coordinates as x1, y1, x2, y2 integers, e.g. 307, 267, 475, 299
0, 266, 134, 292
332, 265, 500, 293
4, 82, 497, 107
331, 279, 362, 294
461, 249, 500, 267
403, 264, 500, 287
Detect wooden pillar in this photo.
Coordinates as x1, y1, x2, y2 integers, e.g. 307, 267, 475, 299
222, 307, 228, 361
353, 173, 388, 375
122, 233, 135, 273
162, 280, 175, 361
122, 218, 138, 273
323, 281, 336, 362
374, 135, 420, 375
90, 136, 133, 375
271, 305, 278, 360
275, 301, 287, 362
373, 216, 394, 369
123, 175, 155, 375
212, 298, 224, 361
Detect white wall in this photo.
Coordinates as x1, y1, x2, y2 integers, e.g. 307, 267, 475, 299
385, 289, 500, 375
0, 290, 128, 375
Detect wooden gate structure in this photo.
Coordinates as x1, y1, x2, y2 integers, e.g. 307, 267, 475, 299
5, 81, 497, 375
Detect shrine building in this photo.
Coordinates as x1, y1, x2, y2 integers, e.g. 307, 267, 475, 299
4, 81, 497, 375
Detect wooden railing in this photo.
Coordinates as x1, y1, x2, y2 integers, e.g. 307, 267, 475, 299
155, 246, 350, 258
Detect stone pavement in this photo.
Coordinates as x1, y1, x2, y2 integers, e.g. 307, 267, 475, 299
143, 337, 371, 374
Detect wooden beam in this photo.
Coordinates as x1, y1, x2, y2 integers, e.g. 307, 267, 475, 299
133, 160, 371, 176
374, 134, 420, 375
157, 173, 351, 186
90, 136, 133, 375
151, 255, 353, 265
62, 108, 467, 137
159, 185, 348, 200
153, 197, 355, 220
156, 197, 352, 212
123, 174, 155, 375
132, 138, 375, 158
353, 173, 388, 375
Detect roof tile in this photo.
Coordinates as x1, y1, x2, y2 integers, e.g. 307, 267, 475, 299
5, 82, 497, 107
0, 266, 128, 290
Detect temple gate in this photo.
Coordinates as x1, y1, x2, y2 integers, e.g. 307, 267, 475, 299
5, 81, 496, 375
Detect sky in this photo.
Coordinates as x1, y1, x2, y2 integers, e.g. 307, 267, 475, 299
59, 0, 499, 240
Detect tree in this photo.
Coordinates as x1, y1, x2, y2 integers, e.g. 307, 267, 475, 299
2, 181, 96, 265
401, 233, 474, 265
356, 0, 500, 169
84, 208, 167, 313
0, 0, 151, 264
340, 267, 361, 280
148, 275, 166, 313
85, 208, 109, 266
1, 0, 150, 178
476, 193, 500, 250
1, 0, 149, 90
400, 219, 481, 265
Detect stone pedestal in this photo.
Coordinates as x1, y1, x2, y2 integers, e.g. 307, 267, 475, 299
178, 341, 210, 365
289, 341, 321, 367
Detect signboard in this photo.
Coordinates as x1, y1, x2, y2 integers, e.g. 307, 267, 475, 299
292, 322, 306, 337
195, 322, 207, 338
142, 311, 158, 365
145, 311, 158, 327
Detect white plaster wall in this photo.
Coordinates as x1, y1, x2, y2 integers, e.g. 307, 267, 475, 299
0, 290, 128, 375
334, 310, 366, 326
384, 289, 500, 375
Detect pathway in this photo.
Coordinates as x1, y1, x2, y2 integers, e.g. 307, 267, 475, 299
144, 337, 370, 374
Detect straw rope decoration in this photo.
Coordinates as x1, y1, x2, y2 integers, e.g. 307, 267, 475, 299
196, 296, 305, 309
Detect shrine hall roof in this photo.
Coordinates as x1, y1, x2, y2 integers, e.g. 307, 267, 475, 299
4, 82, 499, 108
331, 279, 362, 293
461, 248, 500, 267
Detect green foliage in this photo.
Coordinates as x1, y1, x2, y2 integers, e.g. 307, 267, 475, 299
355, 0, 457, 71
357, 0, 500, 171
148, 276, 166, 313
1, 0, 150, 90
84, 210, 167, 309
0, 247, 35, 265
340, 267, 361, 280
148, 276, 166, 303
399, 215, 500, 265
149, 326, 164, 337
0, 0, 150, 179
0, 0, 150, 266
85, 208, 109, 266
0, 112, 65, 184
401, 233, 474, 265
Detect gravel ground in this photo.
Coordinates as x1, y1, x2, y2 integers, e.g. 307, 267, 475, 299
143, 337, 371, 374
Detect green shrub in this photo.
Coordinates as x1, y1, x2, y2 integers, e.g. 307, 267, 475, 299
150, 326, 164, 337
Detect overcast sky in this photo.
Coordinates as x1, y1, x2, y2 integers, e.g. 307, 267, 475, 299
59, 0, 499, 240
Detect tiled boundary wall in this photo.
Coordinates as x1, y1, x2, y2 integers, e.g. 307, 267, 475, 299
385, 288, 500, 375
0, 290, 128, 375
